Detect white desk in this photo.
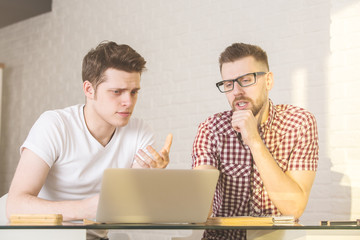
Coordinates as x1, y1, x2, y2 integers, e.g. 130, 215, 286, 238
0, 229, 86, 240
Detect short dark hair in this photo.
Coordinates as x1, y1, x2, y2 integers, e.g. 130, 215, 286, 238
219, 43, 269, 71
82, 41, 146, 90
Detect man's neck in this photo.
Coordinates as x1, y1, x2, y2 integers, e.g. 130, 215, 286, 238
256, 100, 270, 127
83, 104, 116, 147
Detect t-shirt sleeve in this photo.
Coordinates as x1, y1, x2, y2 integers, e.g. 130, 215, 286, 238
288, 112, 319, 171
192, 121, 219, 169
20, 111, 64, 168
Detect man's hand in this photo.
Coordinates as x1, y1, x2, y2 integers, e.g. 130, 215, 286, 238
231, 110, 261, 145
133, 133, 173, 168
78, 194, 99, 220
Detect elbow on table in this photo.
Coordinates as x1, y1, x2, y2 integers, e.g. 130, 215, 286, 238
6, 194, 17, 220
281, 204, 307, 220
5, 193, 28, 220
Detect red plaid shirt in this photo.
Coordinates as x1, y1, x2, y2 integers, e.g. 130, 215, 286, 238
192, 100, 319, 240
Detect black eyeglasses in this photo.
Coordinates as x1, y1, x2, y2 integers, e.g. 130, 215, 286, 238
216, 72, 267, 93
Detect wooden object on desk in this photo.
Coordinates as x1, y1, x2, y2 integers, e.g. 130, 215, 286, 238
206, 216, 274, 226
83, 218, 101, 225
10, 214, 63, 225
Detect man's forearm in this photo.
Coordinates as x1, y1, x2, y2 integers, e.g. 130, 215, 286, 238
7, 193, 97, 221
249, 140, 314, 219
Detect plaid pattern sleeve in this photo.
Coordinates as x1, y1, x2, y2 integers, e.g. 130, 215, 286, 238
264, 104, 319, 172
192, 117, 220, 169
287, 109, 318, 171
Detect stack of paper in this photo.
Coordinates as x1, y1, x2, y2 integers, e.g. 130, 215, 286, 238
272, 215, 296, 225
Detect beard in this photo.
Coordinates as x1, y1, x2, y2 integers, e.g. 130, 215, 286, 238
231, 91, 268, 118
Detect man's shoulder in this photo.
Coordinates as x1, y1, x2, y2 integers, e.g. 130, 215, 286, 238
275, 104, 315, 119
41, 104, 82, 117
273, 104, 317, 129
202, 110, 232, 124
198, 110, 234, 135
38, 104, 84, 127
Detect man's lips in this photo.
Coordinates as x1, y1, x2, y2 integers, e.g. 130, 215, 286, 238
233, 101, 249, 110
117, 111, 132, 117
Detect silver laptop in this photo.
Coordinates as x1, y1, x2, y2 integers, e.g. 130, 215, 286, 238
96, 168, 219, 224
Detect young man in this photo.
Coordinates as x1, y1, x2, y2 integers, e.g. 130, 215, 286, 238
6, 41, 172, 239
192, 43, 319, 239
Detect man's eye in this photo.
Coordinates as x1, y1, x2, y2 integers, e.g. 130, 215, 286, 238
224, 81, 233, 88
131, 90, 139, 95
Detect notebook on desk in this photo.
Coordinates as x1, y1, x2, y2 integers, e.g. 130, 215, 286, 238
96, 168, 219, 224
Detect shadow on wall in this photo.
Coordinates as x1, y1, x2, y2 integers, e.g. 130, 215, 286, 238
306, 157, 351, 222
331, 170, 352, 220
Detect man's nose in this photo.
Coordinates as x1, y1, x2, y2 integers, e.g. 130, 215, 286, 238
120, 93, 132, 106
232, 81, 245, 95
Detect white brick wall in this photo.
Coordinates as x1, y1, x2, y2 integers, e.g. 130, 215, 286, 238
328, 0, 360, 221
0, 0, 359, 238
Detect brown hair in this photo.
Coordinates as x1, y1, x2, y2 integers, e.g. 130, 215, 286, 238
219, 43, 269, 72
82, 41, 146, 91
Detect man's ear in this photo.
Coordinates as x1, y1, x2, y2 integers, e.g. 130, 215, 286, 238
83, 80, 95, 99
265, 72, 274, 91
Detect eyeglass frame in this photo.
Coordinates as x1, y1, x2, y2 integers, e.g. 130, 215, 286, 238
216, 72, 267, 93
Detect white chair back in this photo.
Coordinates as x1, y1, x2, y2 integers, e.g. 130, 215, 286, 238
0, 193, 8, 224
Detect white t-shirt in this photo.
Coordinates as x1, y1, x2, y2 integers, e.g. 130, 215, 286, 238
21, 104, 155, 201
